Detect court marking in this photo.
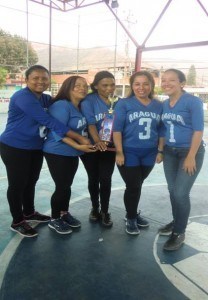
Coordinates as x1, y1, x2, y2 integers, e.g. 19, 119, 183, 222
1, 185, 208, 295
153, 215, 208, 300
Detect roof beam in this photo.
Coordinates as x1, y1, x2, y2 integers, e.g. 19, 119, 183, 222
29, 0, 105, 11
142, 41, 208, 52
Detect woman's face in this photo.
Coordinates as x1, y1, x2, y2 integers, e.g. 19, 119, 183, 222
70, 78, 88, 101
25, 70, 50, 95
94, 78, 116, 99
132, 75, 152, 99
161, 71, 184, 97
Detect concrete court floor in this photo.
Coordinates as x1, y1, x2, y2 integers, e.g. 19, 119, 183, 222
0, 113, 208, 300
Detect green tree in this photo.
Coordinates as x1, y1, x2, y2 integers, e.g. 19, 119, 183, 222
154, 86, 163, 95
0, 67, 7, 87
0, 29, 38, 75
187, 65, 196, 86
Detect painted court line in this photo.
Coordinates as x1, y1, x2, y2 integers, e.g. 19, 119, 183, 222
153, 214, 208, 300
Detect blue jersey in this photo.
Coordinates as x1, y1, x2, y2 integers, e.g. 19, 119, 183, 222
162, 92, 204, 147
43, 100, 87, 156
81, 93, 118, 142
0, 87, 70, 150
113, 96, 163, 149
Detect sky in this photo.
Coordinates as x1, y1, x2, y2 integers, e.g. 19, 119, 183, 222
0, 0, 208, 82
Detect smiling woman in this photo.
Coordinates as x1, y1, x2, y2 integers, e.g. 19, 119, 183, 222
43, 75, 96, 235
113, 71, 165, 235
158, 68, 205, 251
0, 65, 90, 238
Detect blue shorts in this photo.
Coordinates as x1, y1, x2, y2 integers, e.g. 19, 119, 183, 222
123, 147, 158, 167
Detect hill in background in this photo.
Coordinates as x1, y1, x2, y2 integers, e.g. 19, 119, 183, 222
32, 43, 208, 86
32, 43, 132, 72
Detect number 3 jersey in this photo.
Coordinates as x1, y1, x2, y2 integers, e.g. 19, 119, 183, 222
162, 92, 204, 147
113, 96, 164, 149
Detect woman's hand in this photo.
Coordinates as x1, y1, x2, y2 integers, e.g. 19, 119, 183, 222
183, 155, 196, 176
116, 151, 125, 166
94, 141, 108, 152
78, 145, 97, 153
156, 153, 163, 164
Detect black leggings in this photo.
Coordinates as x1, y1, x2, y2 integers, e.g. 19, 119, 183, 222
80, 151, 115, 213
44, 152, 79, 219
0, 142, 43, 224
118, 165, 154, 219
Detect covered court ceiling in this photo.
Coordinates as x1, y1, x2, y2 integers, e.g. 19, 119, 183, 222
28, 0, 208, 71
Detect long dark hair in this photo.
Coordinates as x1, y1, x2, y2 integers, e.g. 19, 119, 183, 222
90, 71, 115, 93
128, 71, 155, 99
53, 76, 85, 102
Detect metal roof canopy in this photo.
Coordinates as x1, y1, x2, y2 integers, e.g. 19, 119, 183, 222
29, 0, 208, 72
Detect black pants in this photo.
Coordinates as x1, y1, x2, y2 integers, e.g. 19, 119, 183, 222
118, 165, 153, 219
0, 142, 43, 224
44, 152, 79, 219
80, 151, 115, 213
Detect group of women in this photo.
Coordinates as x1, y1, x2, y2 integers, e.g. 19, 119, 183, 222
0, 65, 205, 251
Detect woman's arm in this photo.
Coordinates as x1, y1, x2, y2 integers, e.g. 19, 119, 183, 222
113, 131, 124, 166
88, 124, 107, 151
66, 131, 91, 145
183, 131, 203, 175
156, 137, 165, 164
62, 137, 96, 153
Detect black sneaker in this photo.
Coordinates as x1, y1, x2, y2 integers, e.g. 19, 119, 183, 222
89, 208, 100, 222
124, 212, 149, 228
24, 211, 51, 223
126, 218, 140, 235
10, 221, 38, 238
137, 212, 149, 227
101, 212, 113, 227
158, 221, 174, 235
48, 219, 72, 235
61, 212, 81, 228
163, 232, 185, 251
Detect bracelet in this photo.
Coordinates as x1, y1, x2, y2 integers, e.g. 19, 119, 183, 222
158, 150, 163, 154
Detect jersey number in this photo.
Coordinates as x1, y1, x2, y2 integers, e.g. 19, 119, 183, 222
139, 118, 152, 140
167, 121, 176, 142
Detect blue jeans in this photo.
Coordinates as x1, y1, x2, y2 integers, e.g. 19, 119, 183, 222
163, 144, 205, 234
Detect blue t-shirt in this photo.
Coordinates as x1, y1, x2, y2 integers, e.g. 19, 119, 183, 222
43, 100, 87, 156
113, 96, 164, 149
81, 93, 118, 143
0, 87, 70, 150
162, 92, 204, 147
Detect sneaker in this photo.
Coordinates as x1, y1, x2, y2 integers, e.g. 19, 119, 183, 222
89, 208, 100, 222
124, 211, 149, 228
137, 212, 149, 227
100, 212, 113, 227
10, 221, 38, 238
163, 232, 185, 251
24, 211, 51, 223
158, 221, 174, 236
48, 219, 72, 235
126, 218, 140, 235
61, 212, 81, 228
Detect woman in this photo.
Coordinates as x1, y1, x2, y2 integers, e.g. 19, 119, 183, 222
159, 69, 205, 251
113, 71, 164, 235
44, 76, 96, 234
80, 71, 117, 227
0, 65, 89, 238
